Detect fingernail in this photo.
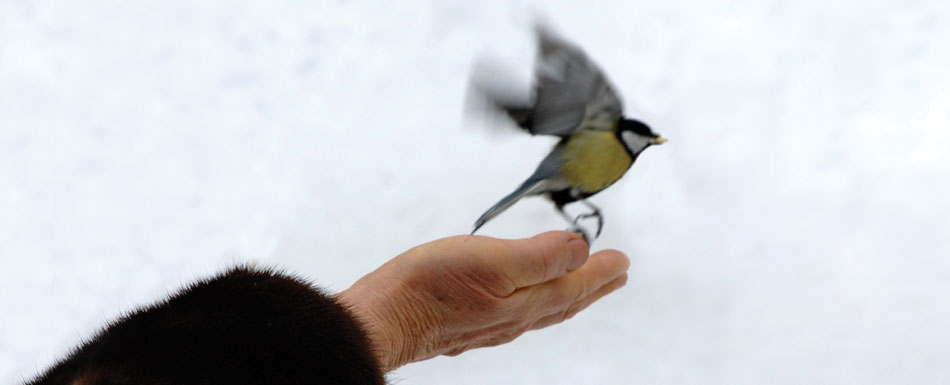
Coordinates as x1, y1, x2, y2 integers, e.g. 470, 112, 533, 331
567, 238, 589, 270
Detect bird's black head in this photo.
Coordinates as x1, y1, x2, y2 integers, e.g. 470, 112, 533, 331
618, 118, 658, 137
617, 118, 666, 155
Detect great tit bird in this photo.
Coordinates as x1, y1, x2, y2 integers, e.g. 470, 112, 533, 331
470, 26, 666, 242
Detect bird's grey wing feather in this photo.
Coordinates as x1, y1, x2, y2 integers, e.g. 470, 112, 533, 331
529, 27, 624, 136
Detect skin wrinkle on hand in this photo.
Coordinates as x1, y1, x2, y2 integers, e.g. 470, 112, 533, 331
340, 278, 442, 371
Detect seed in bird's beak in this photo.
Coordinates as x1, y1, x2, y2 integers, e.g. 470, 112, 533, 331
653, 137, 668, 145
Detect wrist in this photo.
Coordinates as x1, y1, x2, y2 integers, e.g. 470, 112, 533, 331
336, 287, 407, 372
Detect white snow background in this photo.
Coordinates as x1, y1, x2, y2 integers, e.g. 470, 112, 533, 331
2, 0, 949, 384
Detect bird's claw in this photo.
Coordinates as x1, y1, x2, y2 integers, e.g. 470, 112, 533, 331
573, 210, 604, 238
595, 213, 603, 237
568, 226, 591, 244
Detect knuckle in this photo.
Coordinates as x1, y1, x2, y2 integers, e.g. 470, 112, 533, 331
561, 303, 582, 321
485, 332, 519, 347
546, 239, 572, 276
476, 321, 528, 348
500, 331, 520, 344
445, 346, 467, 356
536, 251, 555, 282
532, 237, 569, 282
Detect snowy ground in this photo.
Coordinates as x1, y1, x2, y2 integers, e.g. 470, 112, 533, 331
2, 1, 949, 384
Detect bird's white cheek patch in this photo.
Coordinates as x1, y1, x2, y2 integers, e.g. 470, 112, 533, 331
621, 131, 651, 153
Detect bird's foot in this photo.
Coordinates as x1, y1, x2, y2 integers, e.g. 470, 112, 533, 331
572, 210, 604, 237
568, 225, 592, 245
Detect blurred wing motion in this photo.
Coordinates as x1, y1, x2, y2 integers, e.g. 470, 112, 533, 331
473, 26, 625, 137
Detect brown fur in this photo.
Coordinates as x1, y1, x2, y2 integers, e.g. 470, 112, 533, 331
26, 267, 385, 385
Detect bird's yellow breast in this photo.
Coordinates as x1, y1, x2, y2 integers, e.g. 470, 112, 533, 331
558, 130, 633, 193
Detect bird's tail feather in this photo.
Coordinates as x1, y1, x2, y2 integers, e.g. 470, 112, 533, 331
472, 179, 543, 234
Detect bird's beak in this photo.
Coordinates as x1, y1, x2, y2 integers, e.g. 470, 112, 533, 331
653, 137, 668, 145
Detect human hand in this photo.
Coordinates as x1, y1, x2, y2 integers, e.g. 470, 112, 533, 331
336, 231, 630, 371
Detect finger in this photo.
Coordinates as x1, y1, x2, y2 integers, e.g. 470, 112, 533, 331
483, 231, 590, 293
528, 273, 628, 331
514, 249, 629, 312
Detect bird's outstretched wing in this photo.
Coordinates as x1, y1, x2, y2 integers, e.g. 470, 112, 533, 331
527, 26, 624, 137
468, 26, 625, 137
